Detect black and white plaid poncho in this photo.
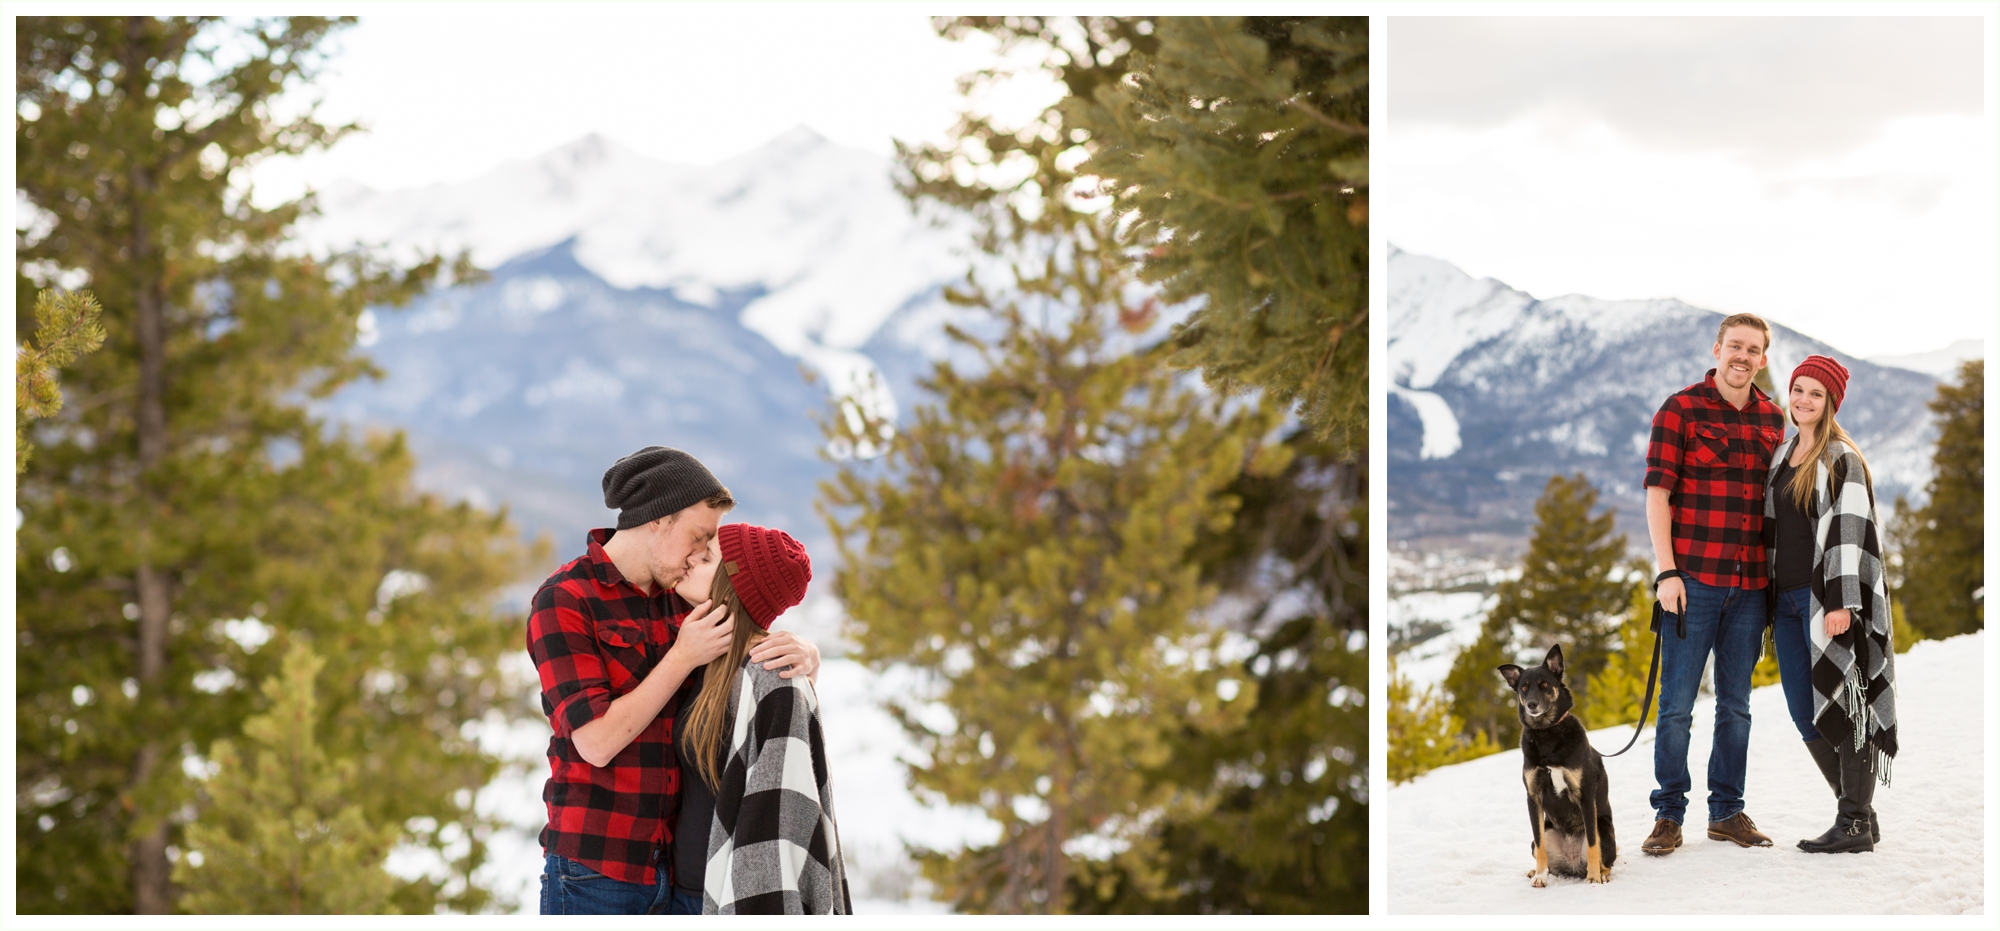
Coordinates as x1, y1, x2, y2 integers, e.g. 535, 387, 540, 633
1764, 436, 1898, 783
700, 659, 851, 914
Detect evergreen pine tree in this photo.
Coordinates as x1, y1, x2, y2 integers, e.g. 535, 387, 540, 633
1901, 360, 1984, 639
1492, 475, 1628, 683
1387, 659, 1499, 784
898, 17, 1370, 911
820, 220, 1283, 915
1065, 431, 1368, 913
1444, 475, 1626, 748
1581, 584, 1655, 729
1062, 16, 1368, 450
902, 16, 1367, 447
16, 18, 532, 913
16, 289, 107, 472
173, 643, 398, 914
1883, 494, 1925, 651
1441, 613, 1520, 749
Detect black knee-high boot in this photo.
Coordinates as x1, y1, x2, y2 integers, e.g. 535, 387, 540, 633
1801, 738, 1875, 854
1802, 737, 1878, 846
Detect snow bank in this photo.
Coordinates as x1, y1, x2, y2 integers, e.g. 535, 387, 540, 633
1386, 632, 1986, 915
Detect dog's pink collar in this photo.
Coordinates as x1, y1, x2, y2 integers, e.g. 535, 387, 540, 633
1528, 709, 1572, 730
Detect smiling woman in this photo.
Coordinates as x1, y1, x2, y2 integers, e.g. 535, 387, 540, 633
1382, 14, 1991, 916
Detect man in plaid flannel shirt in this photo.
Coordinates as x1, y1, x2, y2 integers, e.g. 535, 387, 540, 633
1638, 314, 1787, 857
527, 446, 822, 915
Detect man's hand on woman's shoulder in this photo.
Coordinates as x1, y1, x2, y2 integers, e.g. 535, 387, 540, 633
749, 631, 822, 683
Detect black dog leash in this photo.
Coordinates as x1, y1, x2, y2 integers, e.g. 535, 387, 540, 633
1599, 576, 1687, 759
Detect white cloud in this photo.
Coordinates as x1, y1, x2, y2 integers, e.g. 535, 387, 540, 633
250, 6, 1060, 202
1389, 17, 1983, 164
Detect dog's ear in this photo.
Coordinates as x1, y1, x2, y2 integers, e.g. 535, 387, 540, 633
1497, 664, 1524, 688
1544, 644, 1565, 679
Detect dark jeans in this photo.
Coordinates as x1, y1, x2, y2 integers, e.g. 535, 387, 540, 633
538, 854, 671, 915
667, 887, 704, 915
1771, 585, 1824, 742
1650, 575, 1766, 825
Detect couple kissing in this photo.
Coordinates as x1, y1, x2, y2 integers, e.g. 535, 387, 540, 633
526, 446, 850, 914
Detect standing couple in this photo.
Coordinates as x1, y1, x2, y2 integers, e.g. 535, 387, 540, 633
1641, 314, 1899, 857
525, 446, 851, 914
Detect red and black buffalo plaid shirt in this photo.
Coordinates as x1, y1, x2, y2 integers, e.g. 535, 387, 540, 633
1644, 369, 1786, 590
527, 528, 693, 885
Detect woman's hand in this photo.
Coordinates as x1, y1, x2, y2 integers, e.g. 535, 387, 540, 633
749, 631, 822, 683
1824, 608, 1851, 637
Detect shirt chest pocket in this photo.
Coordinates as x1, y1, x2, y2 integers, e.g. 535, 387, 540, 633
1687, 423, 1731, 468
595, 620, 655, 694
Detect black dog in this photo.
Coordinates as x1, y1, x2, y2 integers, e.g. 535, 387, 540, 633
1498, 645, 1615, 886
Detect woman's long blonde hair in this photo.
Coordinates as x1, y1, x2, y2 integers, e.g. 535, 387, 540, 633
681, 563, 766, 791
1787, 402, 1872, 512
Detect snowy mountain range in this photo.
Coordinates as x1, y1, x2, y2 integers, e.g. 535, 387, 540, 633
1387, 247, 1948, 551
1867, 339, 1984, 380
306, 130, 972, 551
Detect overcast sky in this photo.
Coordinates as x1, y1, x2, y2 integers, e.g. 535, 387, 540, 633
1386, 16, 1995, 359
249, 6, 1057, 199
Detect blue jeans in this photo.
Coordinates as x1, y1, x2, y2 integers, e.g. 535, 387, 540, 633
1771, 585, 1824, 742
667, 887, 704, 915
1650, 576, 1766, 825
538, 854, 671, 915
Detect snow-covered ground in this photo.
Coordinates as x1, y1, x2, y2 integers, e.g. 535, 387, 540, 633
1386, 632, 1986, 914
1388, 547, 1510, 691
1388, 590, 1494, 689
455, 651, 989, 914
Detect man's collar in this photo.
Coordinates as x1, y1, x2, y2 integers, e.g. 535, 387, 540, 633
586, 528, 630, 588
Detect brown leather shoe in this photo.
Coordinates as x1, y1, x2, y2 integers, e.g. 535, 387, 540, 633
1707, 812, 1774, 847
1641, 818, 1682, 855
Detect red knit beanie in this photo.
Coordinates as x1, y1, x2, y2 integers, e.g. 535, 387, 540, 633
717, 524, 811, 629
1790, 354, 1851, 412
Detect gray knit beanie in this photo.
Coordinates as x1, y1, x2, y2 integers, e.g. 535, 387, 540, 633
601, 446, 726, 530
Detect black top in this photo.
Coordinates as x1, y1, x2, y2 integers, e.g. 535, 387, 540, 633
1772, 456, 1816, 591
673, 667, 716, 895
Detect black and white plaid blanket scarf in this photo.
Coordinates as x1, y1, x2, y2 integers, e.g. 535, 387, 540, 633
701, 659, 851, 914
1765, 437, 1898, 783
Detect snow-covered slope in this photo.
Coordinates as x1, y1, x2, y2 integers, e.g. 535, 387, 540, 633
1387, 632, 1986, 914
1870, 339, 1985, 380
306, 130, 981, 550
1387, 247, 1943, 546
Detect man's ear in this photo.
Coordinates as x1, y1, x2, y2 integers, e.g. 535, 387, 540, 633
1497, 664, 1524, 689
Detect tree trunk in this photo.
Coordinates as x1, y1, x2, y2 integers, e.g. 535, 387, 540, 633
129, 284, 175, 914
1042, 796, 1069, 914
125, 25, 176, 907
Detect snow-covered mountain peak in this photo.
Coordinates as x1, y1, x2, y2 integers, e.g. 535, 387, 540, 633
1387, 246, 1943, 546
306, 127, 971, 427
1386, 246, 1532, 390
1868, 338, 1985, 380
532, 132, 671, 178
750, 124, 833, 158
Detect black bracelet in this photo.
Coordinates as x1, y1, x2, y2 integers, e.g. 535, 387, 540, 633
1654, 569, 1681, 588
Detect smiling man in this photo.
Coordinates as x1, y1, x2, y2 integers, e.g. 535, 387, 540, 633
1638, 314, 1787, 856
